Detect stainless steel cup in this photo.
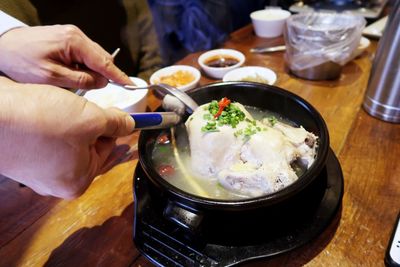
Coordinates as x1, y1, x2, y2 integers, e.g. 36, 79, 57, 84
363, 0, 400, 123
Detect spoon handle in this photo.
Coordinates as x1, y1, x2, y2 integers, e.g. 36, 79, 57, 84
250, 45, 286, 53
106, 82, 199, 114
106, 82, 147, 90
130, 112, 181, 130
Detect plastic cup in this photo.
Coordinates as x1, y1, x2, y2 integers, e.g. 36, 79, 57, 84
284, 12, 366, 80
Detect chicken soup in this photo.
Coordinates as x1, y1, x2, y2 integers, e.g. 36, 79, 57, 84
152, 97, 318, 200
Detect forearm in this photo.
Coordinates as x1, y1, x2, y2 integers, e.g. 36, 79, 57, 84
0, 77, 49, 182
0, 77, 90, 197
0, 11, 27, 77
0, 10, 27, 37
0, 77, 34, 181
0, 76, 135, 198
0, 23, 132, 88
0, 77, 87, 197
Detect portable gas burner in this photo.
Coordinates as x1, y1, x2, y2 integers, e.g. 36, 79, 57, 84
290, 0, 387, 18
132, 148, 343, 266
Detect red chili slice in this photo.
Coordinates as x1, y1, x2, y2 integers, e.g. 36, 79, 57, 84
214, 97, 231, 118
158, 165, 175, 177
157, 133, 170, 144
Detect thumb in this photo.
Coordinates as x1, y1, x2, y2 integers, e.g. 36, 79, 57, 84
102, 108, 135, 137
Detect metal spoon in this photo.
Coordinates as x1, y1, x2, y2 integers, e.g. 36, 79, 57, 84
115, 83, 199, 115
250, 45, 286, 53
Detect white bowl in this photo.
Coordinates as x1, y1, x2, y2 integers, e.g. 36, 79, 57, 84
198, 48, 245, 79
352, 36, 371, 59
83, 77, 148, 113
150, 65, 201, 91
250, 9, 291, 38
223, 66, 277, 85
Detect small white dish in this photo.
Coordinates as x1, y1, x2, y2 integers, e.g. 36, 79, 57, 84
250, 9, 291, 38
150, 65, 201, 91
352, 36, 371, 59
362, 16, 388, 38
198, 49, 245, 79
83, 77, 148, 113
223, 66, 277, 85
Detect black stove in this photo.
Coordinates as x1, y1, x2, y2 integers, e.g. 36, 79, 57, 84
290, 0, 387, 18
132, 148, 344, 266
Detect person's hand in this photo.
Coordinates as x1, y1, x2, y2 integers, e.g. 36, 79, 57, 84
0, 77, 135, 199
0, 25, 133, 89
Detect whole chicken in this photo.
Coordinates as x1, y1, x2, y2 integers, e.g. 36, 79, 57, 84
185, 98, 317, 197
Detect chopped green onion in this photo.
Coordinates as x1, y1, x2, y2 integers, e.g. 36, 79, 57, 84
268, 116, 277, 126
203, 114, 212, 120
202, 100, 246, 132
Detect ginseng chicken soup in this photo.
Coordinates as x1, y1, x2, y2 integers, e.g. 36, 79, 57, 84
152, 97, 318, 200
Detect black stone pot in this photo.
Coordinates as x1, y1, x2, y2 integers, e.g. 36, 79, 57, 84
136, 81, 330, 245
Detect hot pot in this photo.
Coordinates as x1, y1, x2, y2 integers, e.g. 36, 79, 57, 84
136, 81, 330, 245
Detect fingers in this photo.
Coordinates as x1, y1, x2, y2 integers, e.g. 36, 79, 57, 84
83, 43, 133, 86
101, 107, 135, 137
0, 25, 132, 89
61, 26, 133, 87
93, 137, 116, 172
45, 64, 109, 89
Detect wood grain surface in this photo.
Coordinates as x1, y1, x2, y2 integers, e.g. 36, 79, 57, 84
0, 25, 399, 267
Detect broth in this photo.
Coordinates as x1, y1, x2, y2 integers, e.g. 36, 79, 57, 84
204, 55, 239, 68
151, 106, 311, 200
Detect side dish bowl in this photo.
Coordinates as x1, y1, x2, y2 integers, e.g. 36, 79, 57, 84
83, 77, 148, 113
198, 49, 245, 79
150, 65, 201, 91
251, 9, 291, 38
222, 66, 277, 85
352, 36, 370, 59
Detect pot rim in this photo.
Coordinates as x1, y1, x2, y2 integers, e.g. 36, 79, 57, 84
138, 81, 330, 210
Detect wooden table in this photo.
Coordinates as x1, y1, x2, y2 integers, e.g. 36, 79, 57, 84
0, 25, 399, 267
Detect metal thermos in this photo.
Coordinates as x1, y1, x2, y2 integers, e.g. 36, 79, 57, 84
363, 0, 400, 123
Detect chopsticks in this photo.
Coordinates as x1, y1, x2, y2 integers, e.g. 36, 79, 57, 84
111, 47, 120, 58
108, 47, 137, 87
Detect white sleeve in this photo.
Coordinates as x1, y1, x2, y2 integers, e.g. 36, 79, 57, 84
0, 10, 27, 37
